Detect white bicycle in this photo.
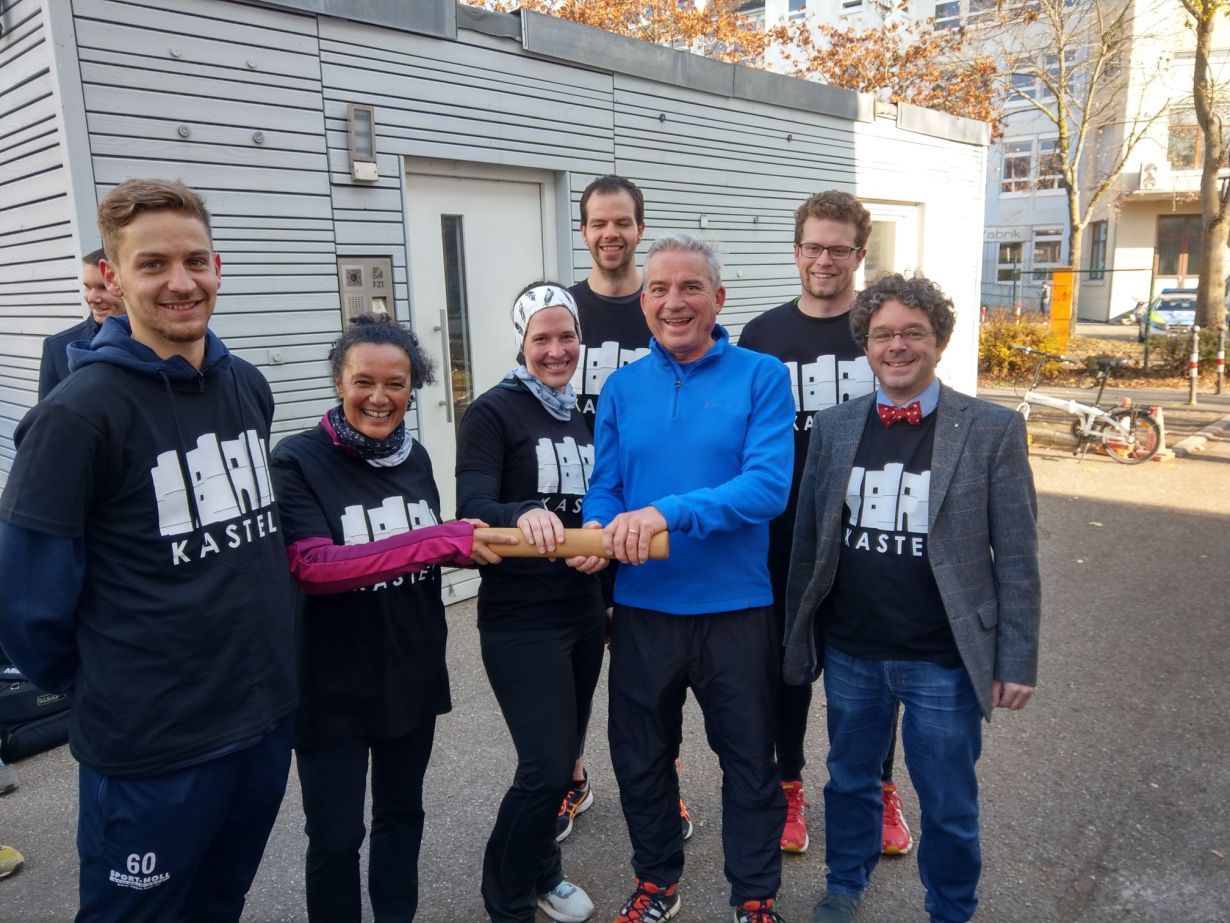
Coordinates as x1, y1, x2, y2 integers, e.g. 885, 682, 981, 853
1011, 345, 1162, 465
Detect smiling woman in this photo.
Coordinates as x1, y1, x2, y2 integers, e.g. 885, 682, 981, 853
269, 313, 514, 923
455, 281, 605, 923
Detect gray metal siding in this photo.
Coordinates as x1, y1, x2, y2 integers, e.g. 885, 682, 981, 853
72, 0, 339, 439
0, 0, 77, 470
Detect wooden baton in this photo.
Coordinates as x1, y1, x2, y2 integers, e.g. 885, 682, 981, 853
484, 527, 669, 560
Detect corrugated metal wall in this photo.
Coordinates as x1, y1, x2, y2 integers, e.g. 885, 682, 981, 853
0, 0, 80, 471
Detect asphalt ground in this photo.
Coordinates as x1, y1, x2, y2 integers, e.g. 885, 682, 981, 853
2, 417, 1229, 922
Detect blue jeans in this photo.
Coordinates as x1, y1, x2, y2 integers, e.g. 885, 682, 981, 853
822, 646, 983, 923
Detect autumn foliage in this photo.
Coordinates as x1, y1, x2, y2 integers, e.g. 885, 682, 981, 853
770, 2, 1001, 133
476, 0, 1000, 131
481, 0, 774, 64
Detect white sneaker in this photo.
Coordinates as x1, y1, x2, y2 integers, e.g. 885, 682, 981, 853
537, 879, 595, 923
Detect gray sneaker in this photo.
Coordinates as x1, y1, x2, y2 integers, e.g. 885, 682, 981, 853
812, 892, 858, 923
538, 880, 595, 923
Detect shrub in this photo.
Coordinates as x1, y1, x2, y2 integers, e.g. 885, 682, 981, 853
978, 315, 1067, 379
1145, 328, 1225, 374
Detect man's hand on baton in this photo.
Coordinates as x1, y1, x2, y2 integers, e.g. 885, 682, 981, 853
601, 506, 668, 565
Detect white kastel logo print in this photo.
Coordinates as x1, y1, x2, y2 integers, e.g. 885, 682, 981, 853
846, 464, 930, 535
536, 436, 594, 495
570, 341, 650, 396
152, 430, 273, 535
340, 496, 439, 545
786, 355, 875, 413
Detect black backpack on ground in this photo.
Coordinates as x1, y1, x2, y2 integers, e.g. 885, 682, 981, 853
0, 657, 71, 762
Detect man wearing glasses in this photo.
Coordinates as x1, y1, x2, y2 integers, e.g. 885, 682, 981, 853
781, 273, 1040, 923
739, 191, 912, 859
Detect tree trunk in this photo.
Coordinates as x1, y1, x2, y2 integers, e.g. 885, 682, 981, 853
1066, 209, 1083, 336
1190, 0, 1230, 330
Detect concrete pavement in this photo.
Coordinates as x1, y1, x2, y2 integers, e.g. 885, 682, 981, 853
2, 448, 1228, 922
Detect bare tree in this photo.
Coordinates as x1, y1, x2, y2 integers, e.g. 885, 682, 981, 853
1179, 0, 1230, 330
984, 0, 1169, 331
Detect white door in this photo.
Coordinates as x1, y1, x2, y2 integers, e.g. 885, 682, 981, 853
405, 164, 556, 600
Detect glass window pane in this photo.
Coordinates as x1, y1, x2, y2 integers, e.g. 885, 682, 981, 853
441, 215, 475, 435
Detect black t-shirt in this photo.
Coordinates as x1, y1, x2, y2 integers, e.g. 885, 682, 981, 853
569, 279, 650, 433
738, 300, 876, 597
271, 426, 452, 748
0, 356, 297, 775
819, 402, 959, 667
455, 382, 604, 630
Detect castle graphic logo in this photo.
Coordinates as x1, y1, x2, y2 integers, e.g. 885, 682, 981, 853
339, 496, 441, 591
785, 355, 875, 414
571, 340, 650, 397
847, 464, 930, 534
340, 496, 439, 545
152, 430, 273, 536
536, 436, 594, 496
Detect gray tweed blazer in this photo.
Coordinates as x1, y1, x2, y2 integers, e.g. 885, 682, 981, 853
780, 384, 1041, 720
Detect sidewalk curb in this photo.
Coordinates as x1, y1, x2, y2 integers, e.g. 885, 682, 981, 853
1171, 412, 1230, 457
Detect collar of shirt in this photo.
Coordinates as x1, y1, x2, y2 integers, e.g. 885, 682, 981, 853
876, 378, 940, 418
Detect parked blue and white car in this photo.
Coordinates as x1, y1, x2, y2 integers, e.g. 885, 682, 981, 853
1138, 289, 1197, 341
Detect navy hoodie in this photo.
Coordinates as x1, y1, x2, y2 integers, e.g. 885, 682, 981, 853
0, 318, 297, 776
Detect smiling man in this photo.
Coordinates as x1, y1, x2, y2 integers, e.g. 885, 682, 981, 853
739, 191, 913, 859
782, 273, 1041, 923
0, 179, 296, 923
584, 234, 796, 923
568, 175, 650, 429
37, 248, 127, 399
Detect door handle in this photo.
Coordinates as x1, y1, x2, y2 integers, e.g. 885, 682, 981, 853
434, 308, 452, 423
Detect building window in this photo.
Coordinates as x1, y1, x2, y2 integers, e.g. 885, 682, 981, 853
997, 242, 1023, 281
1089, 220, 1107, 280
1036, 138, 1062, 189
967, 0, 998, 25
1156, 214, 1202, 277
935, 0, 960, 28
1001, 138, 1062, 194
841, 0, 863, 9
1001, 141, 1033, 193
1167, 117, 1200, 170
1033, 226, 1064, 267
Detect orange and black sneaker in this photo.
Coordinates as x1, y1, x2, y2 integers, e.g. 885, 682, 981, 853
780, 779, 809, 854
612, 878, 680, 922
679, 797, 694, 842
555, 773, 594, 842
733, 897, 785, 923
881, 781, 914, 855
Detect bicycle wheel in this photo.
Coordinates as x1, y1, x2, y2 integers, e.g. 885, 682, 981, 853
1075, 370, 1101, 390
1100, 408, 1161, 464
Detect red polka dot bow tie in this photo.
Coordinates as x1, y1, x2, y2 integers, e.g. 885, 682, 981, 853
877, 401, 923, 428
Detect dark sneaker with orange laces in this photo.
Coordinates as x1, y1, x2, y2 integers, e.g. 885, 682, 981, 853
734, 897, 785, 922
555, 774, 593, 842
612, 878, 680, 922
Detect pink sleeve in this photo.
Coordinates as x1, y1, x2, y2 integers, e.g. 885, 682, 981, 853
286, 520, 475, 596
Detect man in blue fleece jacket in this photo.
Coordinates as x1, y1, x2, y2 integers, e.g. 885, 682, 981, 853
584, 234, 796, 923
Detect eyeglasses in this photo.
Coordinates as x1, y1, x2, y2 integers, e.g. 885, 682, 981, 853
865, 328, 935, 344
797, 243, 859, 261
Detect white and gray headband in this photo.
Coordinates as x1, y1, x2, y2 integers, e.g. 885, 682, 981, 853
511, 284, 581, 350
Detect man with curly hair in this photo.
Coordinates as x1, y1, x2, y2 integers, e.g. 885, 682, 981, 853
782, 273, 1040, 923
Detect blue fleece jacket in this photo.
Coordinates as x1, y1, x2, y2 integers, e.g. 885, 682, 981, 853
583, 325, 794, 614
